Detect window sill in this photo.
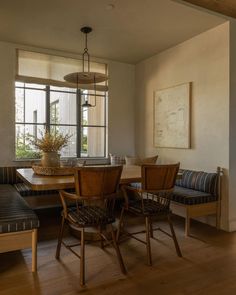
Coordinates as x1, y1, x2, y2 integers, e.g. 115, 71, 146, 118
13, 157, 110, 165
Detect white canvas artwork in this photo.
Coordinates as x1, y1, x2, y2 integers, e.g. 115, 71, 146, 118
154, 82, 190, 148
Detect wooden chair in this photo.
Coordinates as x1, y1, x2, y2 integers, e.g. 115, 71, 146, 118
55, 165, 126, 286
117, 163, 182, 266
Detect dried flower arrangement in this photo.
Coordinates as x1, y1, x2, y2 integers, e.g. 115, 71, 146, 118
32, 131, 71, 153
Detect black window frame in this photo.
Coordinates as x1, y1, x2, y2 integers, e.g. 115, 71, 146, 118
15, 82, 107, 159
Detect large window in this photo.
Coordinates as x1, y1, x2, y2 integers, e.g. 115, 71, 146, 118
15, 82, 107, 159
15, 50, 108, 160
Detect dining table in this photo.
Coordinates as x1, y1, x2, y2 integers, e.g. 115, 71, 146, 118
16, 165, 143, 191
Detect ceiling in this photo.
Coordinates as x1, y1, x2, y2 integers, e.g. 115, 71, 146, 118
0, 0, 227, 64
181, 0, 236, 19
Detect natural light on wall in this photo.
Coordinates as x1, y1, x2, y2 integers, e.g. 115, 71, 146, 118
15, 50, 108, 160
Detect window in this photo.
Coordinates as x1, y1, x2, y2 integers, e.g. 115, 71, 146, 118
15, 82, 107, 159
15, 50, 108, 160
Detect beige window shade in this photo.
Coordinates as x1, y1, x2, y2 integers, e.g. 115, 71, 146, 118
16, 50, 108, 92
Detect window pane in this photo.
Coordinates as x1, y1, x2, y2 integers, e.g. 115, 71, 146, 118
25, 89, 46, 123
81, 127, 105, 157
50, 126, 77, 158
25, 83, 46, 89
15, 124, 45, 159
15, 88, 24, 122
15, 81, 24, 87
50, 91, 76, 125
81, 94, 106, 126
15, 88, 46, 123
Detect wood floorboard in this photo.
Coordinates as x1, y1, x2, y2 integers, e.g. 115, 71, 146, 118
0, 209, 236, 295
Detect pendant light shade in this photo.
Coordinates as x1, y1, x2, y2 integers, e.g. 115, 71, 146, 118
64, 26, 108, 84
64, 71, 107, 84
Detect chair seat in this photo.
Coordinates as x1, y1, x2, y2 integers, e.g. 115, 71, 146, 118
127, 199, 170, 216
68, 206, 115, 227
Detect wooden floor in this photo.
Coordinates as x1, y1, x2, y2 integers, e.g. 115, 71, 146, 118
1, 209, 236, 295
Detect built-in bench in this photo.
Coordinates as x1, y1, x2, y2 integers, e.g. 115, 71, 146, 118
172, 167, 221, 236
0, 184, 39, 272
0, 166, 61, 209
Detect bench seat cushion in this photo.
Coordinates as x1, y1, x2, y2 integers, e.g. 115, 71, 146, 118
172, 186, 217, 205
14, 183, 59, 197
0, 185, 39, 233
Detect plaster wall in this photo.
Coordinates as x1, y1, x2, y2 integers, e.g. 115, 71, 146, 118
135, 23, 230, 230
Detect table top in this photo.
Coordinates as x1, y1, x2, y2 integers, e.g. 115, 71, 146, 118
17, 165, 142, 191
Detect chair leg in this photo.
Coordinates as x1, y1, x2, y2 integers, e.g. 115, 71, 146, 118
145, 217, 152, 266
110, 224, 126, 275
32, 229, 37, 272
80, 228, 85, 287
116, 207, 125, 242
99, 226, 104, 249
167, 214, 182, 257
149, 218, 154, 238
56, 216, 65, 259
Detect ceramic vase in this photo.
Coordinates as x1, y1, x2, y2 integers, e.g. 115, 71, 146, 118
41, 152, 60, 167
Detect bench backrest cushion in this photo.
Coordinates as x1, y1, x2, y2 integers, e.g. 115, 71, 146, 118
0, 167, 20, 184
0, 166, 30, 184
176, 169, 218, 195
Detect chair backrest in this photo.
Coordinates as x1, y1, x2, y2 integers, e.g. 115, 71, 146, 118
141, 163, 180, 192
74, 165, 123, 200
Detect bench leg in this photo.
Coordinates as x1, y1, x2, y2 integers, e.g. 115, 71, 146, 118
32, 229, 38, 272
185, 209, 190, 237
216, 201, 221, 229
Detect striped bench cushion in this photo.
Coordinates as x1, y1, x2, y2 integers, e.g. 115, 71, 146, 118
172, 186, 217, 205
14, 182, 59, 197
176, 169, 218, 195
0, 167, 25, 184
109, 154, 126, 165
0, 185, 39, 234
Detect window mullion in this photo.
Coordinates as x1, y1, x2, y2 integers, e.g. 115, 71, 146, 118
77, 89, 82, 158
46, 85, 50, 132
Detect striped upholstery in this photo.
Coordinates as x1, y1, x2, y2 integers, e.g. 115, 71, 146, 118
109, 154, 126, 165
175, 170, 200, 190
0, 166, 25, 184
176, 169, 218, 195
14, 182, 59, 197
194, 172, 218, 195
172, 186, 217, 205
130, 169, 218, 205
68, 206, 115, 227
128, 199, 170, 215
173, 169, 218, 205
0, 185, 39, 233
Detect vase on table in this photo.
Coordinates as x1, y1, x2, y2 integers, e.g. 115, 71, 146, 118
41, 152, 60, 167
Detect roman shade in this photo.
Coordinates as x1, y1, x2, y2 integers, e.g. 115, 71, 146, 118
16, 50, 108, 91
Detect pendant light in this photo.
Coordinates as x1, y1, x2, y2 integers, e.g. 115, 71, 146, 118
64, 26, 107, 108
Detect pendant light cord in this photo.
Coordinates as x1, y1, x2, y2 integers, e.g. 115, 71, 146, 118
82, 32, 90, 73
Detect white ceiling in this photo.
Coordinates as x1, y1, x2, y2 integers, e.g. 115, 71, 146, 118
0, 0, 226, 64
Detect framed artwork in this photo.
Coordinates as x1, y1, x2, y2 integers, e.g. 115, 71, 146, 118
154, 82, 191, 149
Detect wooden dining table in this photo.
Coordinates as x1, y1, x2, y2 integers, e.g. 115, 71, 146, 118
16, 165, 143, 191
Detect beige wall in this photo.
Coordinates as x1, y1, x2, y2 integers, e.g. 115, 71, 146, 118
229, 20, 236, 231
135, 23, 229, 230
0, 41, 135, 166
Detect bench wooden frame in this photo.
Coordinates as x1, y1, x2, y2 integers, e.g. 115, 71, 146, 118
172, 167, 222, 236
0, 228, 38, 272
